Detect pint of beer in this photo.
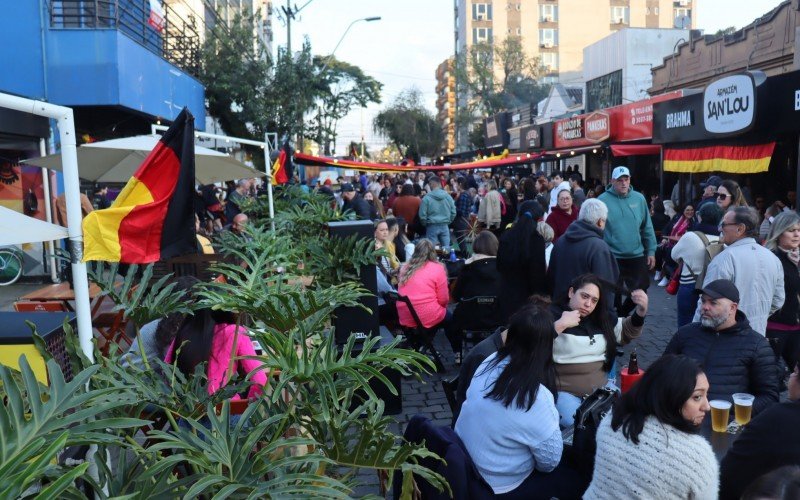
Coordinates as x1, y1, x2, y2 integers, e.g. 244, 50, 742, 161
732, 393, 755, 426
710, 400, 731, 433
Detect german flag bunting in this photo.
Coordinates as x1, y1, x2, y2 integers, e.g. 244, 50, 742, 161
82, 108, 197, 263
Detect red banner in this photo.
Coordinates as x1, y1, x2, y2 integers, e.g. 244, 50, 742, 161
608, 91, 683, 142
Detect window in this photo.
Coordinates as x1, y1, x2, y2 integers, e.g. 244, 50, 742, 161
539, 4, 558, 22
610, 6, 630, 24
675, 7, 691, 17
472, 27, 493, 43
516, 27, 521, 35
654, 7, 660, 15
539, 28, 558, 47
541, 52, 559, 71
541, 75, 559, 85
472, 3, 493, 20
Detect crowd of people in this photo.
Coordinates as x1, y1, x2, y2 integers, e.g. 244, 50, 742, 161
325, 166, 800, 498
124, 165, 800, 498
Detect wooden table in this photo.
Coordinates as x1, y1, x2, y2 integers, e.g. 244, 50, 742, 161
20, 282, 105, 314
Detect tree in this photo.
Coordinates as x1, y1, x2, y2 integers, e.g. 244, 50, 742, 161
373, 88, 443, 163
313, 56, 382, 155
455, 36, 549, 148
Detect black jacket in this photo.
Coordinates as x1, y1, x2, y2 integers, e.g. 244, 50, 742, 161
342, 194, 372, 220
547, 220, 620, 302
768, 249, 800, 326
496, 227, 547, 322
665, 311, 779, 415
452, 257, 504, 331
719, 401, 800, 500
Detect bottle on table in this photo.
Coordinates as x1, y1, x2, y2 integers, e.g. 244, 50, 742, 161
627, 350, 639, 375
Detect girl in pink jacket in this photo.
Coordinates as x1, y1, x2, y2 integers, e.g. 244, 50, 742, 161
165, 309, 267, 400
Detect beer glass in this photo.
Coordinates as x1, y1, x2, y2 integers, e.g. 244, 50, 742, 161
732, 393, 755, 426
709, 400, 731, 433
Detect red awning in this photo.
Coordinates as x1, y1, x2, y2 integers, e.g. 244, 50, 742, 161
293, 152, 544, 172
610, 144, 662, 157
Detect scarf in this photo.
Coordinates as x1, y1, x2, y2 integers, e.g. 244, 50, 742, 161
669, 216, 691, 242
780, 246, 800, 268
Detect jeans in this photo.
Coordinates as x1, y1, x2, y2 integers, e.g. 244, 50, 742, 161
677, 283, 698, 328
425, 223, 451, 248
614, 256, 650, 317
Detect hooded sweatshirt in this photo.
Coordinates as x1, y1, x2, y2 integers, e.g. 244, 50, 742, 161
547, 220, 620, 301
598, 185, 657, 259
418, 187, 457, 226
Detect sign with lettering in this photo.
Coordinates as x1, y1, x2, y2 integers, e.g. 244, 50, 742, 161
703, 74, 755, 135
557, 117, 583, 141
584, 111, 610, 142
519, 125, 541, 148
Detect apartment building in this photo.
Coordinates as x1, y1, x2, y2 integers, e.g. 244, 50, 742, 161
456, 0, 696, 85
435, 58, 457, 154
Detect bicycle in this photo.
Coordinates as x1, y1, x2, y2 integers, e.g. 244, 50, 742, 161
0, 246, 23, 286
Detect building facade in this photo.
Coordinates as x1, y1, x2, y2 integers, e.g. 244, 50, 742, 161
435, 58, 457, 154
456, 0, 696, 86
650, 0, 798, 94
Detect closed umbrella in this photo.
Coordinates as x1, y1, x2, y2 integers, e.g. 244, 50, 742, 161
23, 135, 261, 184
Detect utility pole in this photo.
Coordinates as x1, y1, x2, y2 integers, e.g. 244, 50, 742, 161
281, 0, 294, 55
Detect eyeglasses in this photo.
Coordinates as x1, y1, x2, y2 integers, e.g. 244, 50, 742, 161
718, 222, 740, 230
717, 193, 729, 200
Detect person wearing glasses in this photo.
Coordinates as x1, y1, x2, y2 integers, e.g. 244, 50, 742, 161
716, 179, 748, 212
692, 207, 784, 335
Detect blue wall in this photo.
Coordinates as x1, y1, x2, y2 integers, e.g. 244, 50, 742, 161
0, 1, 204, 126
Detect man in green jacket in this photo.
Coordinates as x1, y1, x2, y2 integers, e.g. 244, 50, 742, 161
598, 166, 657, 316
419, 178, 457, 248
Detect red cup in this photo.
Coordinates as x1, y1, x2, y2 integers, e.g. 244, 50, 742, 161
620, 367, 645, 393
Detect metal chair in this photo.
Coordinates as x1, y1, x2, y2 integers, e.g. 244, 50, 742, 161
454, 295, 502, 358
441, 375, 459, 428
386, 291, 446, 372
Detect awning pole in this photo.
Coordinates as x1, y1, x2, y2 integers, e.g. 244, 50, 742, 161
39, 138, 58, 283
264, 133, 275, 231
659, 147, 665, 202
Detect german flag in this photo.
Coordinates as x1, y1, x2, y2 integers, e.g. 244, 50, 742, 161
82, 108, 197, 263
271, 143, 289, 185
664, 143, 775, 174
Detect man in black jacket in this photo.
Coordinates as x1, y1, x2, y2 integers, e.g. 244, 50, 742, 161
340, 183, 372, 220
665, 279, 779, 416
548, 198, 619, 302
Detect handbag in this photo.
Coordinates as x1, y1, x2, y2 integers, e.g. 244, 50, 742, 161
665, 262, 683, 295
571, 387, 618, 474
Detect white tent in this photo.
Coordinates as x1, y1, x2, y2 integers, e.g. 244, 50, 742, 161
0, 206, 67, 245
24, 135, 261, 184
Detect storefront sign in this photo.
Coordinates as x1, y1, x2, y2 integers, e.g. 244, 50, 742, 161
484, 113, 509, 149
520, 125, 541, 148
703, 74, 755, 135
653, 92, 707, 144
584, 111, 610, 142
557, 117, 583, 141
608, 91, 682, 142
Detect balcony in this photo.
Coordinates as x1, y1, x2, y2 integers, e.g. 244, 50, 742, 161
0, 1, 206, 124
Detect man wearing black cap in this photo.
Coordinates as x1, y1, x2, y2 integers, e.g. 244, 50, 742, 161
340, 183, 372, 220
665, 279, 779, 417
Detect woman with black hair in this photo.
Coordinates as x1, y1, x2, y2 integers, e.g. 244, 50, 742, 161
584, 354, 717, 499
456, 302, 586, 498
495, 200, 548, 322
121, 276, 200, 371
551, 274, 648, 426
165, 309, 267, 400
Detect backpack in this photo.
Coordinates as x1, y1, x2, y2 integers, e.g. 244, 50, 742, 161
685, 231, 725, 291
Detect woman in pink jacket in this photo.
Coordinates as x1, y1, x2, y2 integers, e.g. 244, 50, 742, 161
165, 309, 267, 401
397, 239, 459, 358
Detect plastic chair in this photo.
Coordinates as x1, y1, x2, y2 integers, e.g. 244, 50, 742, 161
387, 291, 445, 372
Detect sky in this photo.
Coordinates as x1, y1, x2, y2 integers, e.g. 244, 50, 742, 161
276, 0, 785, 156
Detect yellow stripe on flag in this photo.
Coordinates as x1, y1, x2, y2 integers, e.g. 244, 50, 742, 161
82, 179, 155, 262
663, 157, 771, 174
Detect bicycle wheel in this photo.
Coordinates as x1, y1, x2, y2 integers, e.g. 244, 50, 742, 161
0, 250, 23, 286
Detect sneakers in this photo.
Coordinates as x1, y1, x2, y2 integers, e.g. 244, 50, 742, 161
653, 271, 663, 282
658, 277, 670, 287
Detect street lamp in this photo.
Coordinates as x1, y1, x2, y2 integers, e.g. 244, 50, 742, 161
320, 16, 381, 73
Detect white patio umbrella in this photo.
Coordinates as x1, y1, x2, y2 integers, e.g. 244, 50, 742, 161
0, 205, 68, 246
23, 135, 261, 184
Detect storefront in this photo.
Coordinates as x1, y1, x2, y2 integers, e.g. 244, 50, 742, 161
0, 108, 55, 278
653, 70, 800, 207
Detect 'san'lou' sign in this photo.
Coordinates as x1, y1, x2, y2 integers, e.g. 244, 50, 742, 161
703, 74, 755, 135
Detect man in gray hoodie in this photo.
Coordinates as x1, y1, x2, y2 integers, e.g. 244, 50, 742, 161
419, 178, 457, 248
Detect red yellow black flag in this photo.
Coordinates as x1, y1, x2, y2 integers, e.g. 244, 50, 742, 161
82, 108, 197, 263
